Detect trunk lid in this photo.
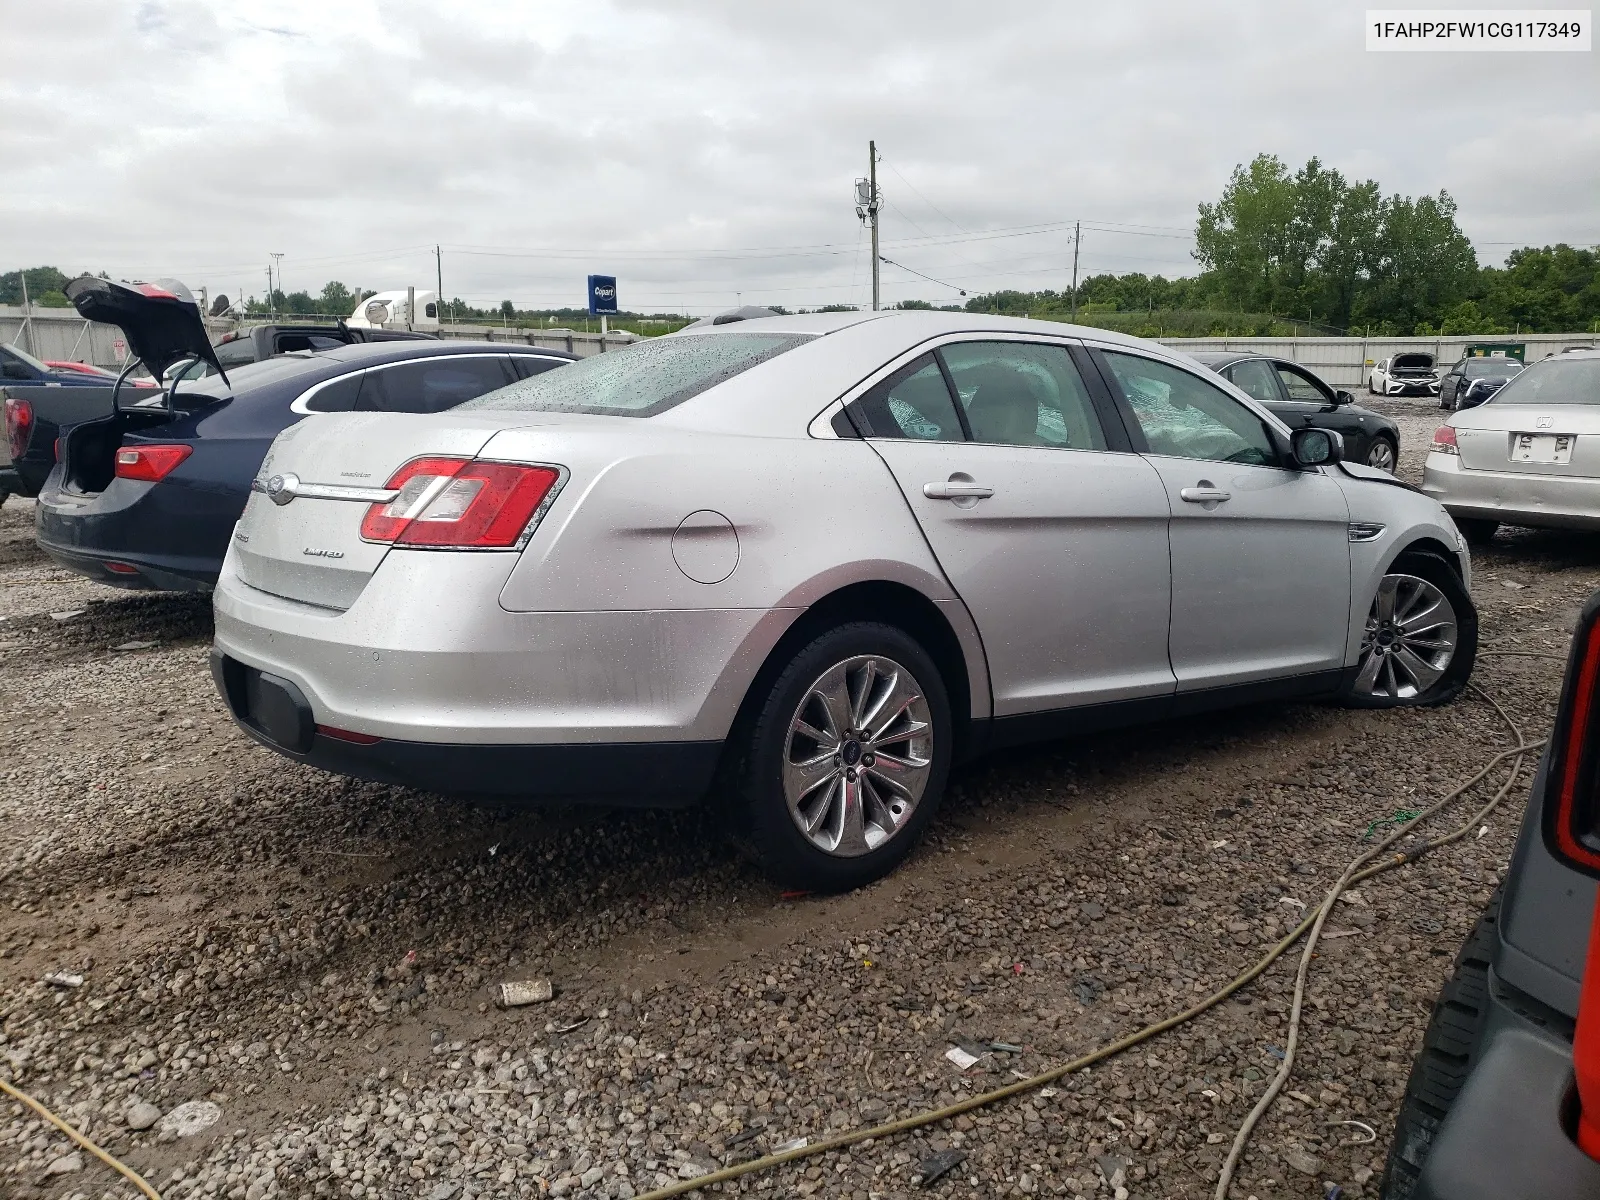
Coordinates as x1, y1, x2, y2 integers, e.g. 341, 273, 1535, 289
1455, 404, 1600, 478
232, 412, 516, 609
64, 276, 224, 381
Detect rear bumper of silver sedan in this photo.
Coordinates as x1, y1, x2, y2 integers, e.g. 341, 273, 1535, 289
211, 547, 796, 801
1423, 452, 1600, 530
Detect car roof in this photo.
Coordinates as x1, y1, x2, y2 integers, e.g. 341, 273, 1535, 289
669, 308, 1173, 351
315, 339, 576, 365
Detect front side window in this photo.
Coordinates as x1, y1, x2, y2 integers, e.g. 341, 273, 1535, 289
1101, 351, 1279, 467
1488, 357, 1599, 405
459, 331, 813, 417
360, 356, 512, 414
1227, 359, 1281, 404
941, 341, 1106, 450
1274, 364, 1330, 403
848, 354, 964, 441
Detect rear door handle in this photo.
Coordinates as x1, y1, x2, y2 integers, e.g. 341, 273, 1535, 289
1179, 486, 1231, 504
923, 481, 994, 500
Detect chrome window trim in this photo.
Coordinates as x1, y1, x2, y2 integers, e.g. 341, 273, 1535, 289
287, 352, 518, 415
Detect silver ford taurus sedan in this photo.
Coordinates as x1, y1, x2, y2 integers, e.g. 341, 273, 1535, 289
212, 312, 1477, 890
1423, 350, 1600, 542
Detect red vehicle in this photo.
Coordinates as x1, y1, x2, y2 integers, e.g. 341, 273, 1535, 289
44, 361, 157, 386
1381, 591, 1600, 1196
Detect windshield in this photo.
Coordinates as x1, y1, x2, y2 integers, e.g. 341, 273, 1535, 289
1464, 358, 1522, 378
458, 332, 814, 417
1488, 356, 1598, 405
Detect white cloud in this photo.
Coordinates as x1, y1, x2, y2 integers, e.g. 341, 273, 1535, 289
1, 0, 1594, 313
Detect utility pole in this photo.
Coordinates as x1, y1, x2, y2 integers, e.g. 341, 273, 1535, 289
265, 267, 274, 317
1069, 221, 1081, 321
270, 252, 285, 314
434, 245, 444, 323
869, 141, 880, 312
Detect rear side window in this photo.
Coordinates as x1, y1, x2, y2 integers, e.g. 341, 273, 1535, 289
510, 355, 568, 380
302, 373, 362, 413
359, 356, 512, 414
459, 332, 813, 417
214, 338, 260, 367
848, 354, 964, 441
943, 341, 1106, 450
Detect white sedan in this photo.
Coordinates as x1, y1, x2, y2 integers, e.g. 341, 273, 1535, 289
211, 312, 1478, 890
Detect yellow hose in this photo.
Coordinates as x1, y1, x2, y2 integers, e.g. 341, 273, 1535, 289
0, 1076, 163, 1199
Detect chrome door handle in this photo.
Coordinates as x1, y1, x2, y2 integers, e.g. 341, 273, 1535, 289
923, 482, 994, 500
1179, 486, 1231, 504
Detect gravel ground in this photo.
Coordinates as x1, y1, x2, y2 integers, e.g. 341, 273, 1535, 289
4, 401, 1598, 1200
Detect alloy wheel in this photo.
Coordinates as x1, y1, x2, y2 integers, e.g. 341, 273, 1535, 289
1355, 573, 1458, 700
782, 654, 933, 857
1365, 439, 1397, 472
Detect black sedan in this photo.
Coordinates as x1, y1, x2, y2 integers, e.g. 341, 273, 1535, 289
36, 281, 574, 591
1188, 351, 1402, 472
1438, 355, 1524, 411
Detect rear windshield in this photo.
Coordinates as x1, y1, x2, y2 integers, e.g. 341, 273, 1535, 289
1488, 357, 1598, 405
458, 332, 814, 417
1464, 358, 1522, 378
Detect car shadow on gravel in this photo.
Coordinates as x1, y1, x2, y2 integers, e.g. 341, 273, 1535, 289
1479, 526, 1600, 572
0, 530, 50, 570
7, 591, 213, 662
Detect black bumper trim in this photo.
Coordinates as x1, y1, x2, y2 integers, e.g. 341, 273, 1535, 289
211, 651, 721, 807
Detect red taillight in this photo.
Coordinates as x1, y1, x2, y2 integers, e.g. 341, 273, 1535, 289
1430, 425, 1459, 455
114, 443, 193, 482
4, 396, 33, 461
360, 456, 562, 549
105, 561, 139, 575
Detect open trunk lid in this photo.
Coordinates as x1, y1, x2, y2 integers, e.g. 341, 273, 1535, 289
64, 276, 224, 382
232, 412, 515, 609
1455, 404, 1600, 478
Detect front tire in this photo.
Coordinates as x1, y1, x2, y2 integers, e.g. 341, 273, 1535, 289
1365, 436, 1398, 472
736, 622, 952, 891
1341, 551, 1476, 708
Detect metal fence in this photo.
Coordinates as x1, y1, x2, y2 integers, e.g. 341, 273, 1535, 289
1155, 333, 1600, 389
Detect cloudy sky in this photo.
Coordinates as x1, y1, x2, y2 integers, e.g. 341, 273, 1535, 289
4, 0, 1596, 315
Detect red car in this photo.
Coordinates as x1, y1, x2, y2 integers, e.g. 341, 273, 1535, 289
44, 361, 157, 387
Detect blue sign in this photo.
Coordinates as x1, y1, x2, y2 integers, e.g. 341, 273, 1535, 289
587, 275, 618, 316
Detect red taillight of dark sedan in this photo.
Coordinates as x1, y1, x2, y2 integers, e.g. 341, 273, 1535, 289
4, 396, 32, 462
114, 444, 193, 482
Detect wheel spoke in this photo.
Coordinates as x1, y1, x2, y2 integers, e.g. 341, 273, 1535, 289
865, 684, 923, 744
1354, 648, 1386, 693
791, 718, 836, 750
1373, 576, 1399, 623
849, 660, 879, 729
859, 666, 906, 735
1393, 646, 1444, 692
784, 749, 838, 799
814, 673, 852, 740
835, 773, 869, 856
1396, 597, 1449, 635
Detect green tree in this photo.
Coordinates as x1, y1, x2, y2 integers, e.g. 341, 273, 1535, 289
319, 281, 355, 314
0, 265, 73, 306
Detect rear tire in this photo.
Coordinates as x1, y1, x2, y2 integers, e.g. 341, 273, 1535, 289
1379, 888, 1500, 1199
736, 622, 951, 892
1341, 551, 1477, 708
1456, 517, 1498, 547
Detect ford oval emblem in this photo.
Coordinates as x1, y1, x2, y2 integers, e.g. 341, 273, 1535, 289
265, 472, 300, 506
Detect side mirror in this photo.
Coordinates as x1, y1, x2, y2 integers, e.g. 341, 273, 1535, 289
1291, 426, 1343, 468
1334, 389, 1355, 405
1542, 591, 1600, 879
